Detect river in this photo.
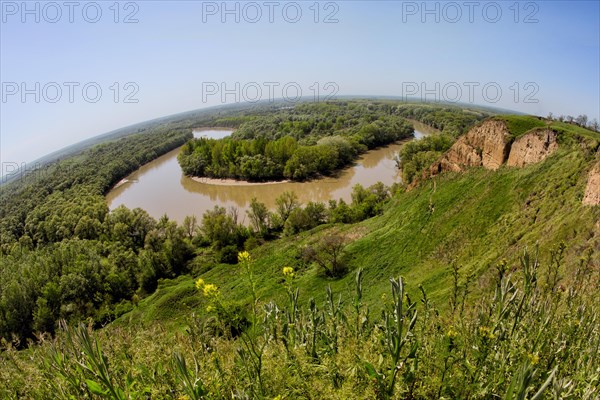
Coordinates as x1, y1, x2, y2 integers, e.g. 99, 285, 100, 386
106, 122, 436, 223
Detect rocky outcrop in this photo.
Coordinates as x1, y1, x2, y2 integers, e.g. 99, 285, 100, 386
583, 161, 600, 206
430, 120, 560, 178
507, 129, 558, 167
431, 120, 511, 174
423, 117, 598, 206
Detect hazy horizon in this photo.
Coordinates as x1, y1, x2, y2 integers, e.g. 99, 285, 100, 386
15, 96, 526, 166
2, 1, 599, 168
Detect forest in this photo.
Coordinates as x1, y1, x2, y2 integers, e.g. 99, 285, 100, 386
178, 102, 415, 181
0, 183, 392, 343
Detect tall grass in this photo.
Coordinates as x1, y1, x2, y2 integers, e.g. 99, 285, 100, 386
1, 248, 598, 399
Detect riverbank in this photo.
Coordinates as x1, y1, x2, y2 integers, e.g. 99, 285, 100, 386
112, 178, 131, 189
191, 177, 291, 186
407, 119, 442, 135
106, 125, 432, 222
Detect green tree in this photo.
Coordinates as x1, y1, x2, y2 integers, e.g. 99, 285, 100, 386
182, 215, 199, 239
247, 198, 269, 237
276, 191, 300, 222
201, 206, 239, 249
302, 234, 349, 277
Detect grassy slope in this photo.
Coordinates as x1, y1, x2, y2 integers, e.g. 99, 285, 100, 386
495, 114, 600, 142
115, 118, 600, 332
494, 115, 547, 138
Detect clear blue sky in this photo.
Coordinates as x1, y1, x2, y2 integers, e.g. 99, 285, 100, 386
1, 0, 599, 166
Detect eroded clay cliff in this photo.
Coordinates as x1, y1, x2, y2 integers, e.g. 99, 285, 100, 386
506, 129, 559, 167
431, 120, 511, 174
583, 160, 600, 206
423, 118, 600, 207
430, 119, 559, 176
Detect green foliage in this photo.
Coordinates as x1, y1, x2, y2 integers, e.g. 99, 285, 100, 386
1, 100, 599, 398
0, 125, 194, 342
0, 128, 191, 250
218, 245, 239, 265
398, 134, 454, 184
302, 234, 350, 277
494, 115, 547, 139
42, 322, 140, 399
178, 102, 414, 181
0, 212, 198, 342
172, 352, 207, 400
283, 201, 327, 235
200, 206, 241, 249
0, 100, 488, 343
394, 103, 489, 137
3, 248, 598, 399
247, 198, 270, 237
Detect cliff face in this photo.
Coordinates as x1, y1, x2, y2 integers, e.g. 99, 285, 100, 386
507, 129, 559, 167
433, 120, 511, 173
583, 161, 600, 206
430, 120, 559, 176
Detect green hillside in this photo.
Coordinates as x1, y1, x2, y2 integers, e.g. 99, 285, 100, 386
1, 108, 599, 399
120, 128, 599, 329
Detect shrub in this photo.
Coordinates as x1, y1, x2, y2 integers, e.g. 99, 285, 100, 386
302, 234, 349, 277
218, 245, 239, 264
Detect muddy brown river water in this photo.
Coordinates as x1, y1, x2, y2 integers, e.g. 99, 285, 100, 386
106, 122, 436, 223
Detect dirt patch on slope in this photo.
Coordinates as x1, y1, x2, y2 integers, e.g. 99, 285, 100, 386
583, 161, 600, 206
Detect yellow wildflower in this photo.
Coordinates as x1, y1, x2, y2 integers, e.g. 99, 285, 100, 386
203, 283, 219, 298
195, 278, 205, 290
282, 266, 294, 277
527, 352, 540, 365
238, 251, 251, 264
446, 327, 458, 339
479, 326, 496, 340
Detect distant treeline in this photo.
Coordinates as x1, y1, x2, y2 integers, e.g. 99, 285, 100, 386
0, 128, 192, 248
178, 102, 414, 181
394, 103, 487, 137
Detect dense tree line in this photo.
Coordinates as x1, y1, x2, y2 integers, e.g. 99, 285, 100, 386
178, 102, 414, 181
0, 208, 195, 340
394, 103, 488, 137
0, 126, 197, 343
0, 128, 192, 250
398, 134, 455, 184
